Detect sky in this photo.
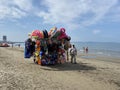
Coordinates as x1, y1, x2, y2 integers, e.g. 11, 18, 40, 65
0, 0, 120, 42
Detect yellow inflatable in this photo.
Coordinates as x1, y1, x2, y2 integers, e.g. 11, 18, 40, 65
48, 27, 57, 38
35, 40, 41, 65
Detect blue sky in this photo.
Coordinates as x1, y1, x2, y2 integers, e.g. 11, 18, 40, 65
0, 0, 120, 42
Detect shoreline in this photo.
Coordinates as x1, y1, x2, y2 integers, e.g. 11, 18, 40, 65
77, 51, 120, 64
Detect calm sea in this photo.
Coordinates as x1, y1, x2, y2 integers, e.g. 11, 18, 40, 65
15, 42, 120, 58
71, 42, 120, 58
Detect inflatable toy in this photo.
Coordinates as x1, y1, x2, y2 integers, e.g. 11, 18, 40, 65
24, 26, 71, 65
49, 27, 57, 38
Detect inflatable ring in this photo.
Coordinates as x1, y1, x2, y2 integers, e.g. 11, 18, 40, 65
44, 30, 48, 38
49, 27, 57, 38
43, 30, 48, 38
43, 30, 46, 38
52, 30, 61, 38
60, 28, 65, 33
40, 31, 44, 39
66, 36, 71, 41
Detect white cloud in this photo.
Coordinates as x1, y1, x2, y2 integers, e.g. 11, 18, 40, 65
0, 0, 119, 30
0, 0, 33, 19
13, 0, 33, 11
38, 0, 90, 24
93, 30, 101, 34
103, 5, 120, 22
37, 0, 118, 29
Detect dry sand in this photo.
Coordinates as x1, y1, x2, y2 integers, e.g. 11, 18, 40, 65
0, 47, 120, 90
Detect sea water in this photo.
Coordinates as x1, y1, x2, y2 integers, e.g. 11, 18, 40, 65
16, 42, 120, 58
71, 42, 120, 58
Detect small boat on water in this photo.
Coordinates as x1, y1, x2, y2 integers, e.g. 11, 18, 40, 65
0, 43, 10, 47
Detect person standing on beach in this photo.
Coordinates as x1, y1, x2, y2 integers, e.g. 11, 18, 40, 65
70, 45, 77, 64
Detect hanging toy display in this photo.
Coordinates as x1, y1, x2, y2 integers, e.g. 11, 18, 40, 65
24, 27, 71, 66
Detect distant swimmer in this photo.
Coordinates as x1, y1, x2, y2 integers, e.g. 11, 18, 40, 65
86, 47, 88, 53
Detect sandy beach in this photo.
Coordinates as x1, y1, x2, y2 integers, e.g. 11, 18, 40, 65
0, 47, 120, 90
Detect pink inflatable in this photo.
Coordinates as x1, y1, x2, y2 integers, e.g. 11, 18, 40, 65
58, 28, 68, 40
31, 30, 43, 39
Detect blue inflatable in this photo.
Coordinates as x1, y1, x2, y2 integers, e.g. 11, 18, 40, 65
24, 38, 32, 58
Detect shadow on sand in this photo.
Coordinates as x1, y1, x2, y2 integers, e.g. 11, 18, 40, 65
40, 62, 96, 72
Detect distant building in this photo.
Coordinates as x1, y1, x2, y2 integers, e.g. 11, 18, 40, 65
3, 36, 7, 42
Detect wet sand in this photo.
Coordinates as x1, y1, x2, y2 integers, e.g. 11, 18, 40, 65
0, 47, 120, 90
